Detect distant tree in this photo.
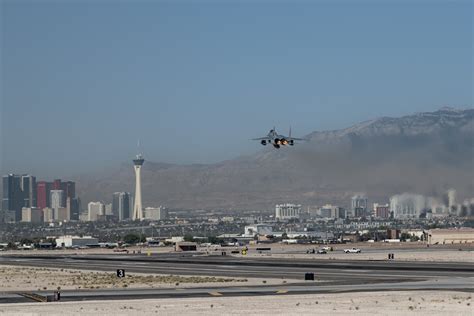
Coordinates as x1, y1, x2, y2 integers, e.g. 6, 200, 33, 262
207, 236, 223, 244
183, 234, 194, 242
20, 238, 33, 245
123, 233, 141, 245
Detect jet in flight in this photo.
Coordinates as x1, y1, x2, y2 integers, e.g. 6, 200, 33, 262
252, 127, 305, 148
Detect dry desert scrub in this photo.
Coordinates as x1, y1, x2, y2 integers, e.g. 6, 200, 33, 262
0, 266, 247, 291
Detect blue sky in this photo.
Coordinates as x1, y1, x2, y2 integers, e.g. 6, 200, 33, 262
1, 0, 472, 177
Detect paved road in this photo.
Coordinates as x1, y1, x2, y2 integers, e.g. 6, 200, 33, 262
2, 254, 473, 281
1, 253, 472, 304
0, 277, 472, 304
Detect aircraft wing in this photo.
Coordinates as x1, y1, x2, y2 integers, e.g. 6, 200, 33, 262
252, 137, 271, 141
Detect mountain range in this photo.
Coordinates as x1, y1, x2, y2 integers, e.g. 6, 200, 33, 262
74, 107, 474, 210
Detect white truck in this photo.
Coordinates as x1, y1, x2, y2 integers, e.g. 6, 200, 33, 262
344, 247, 361, 253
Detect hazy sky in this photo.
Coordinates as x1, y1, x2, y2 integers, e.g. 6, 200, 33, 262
1, 0, 472, 177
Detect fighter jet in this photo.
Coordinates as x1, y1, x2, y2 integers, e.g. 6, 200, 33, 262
252, 127, 305, 148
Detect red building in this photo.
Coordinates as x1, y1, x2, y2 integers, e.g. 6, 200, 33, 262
36, 181, 51, 209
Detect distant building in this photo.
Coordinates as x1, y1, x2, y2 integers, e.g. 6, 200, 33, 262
105, 203, 113, 215
144, 207, 167, 221
318, 204, 344, 219
112, 192, 131, 221
336, 207, 346, 219
390, 193, 426, 219
351, 195, 368, 218
2, 174, 24, 221
447, 189, 456, 214
36, 181, 51, 209
21, 207, 43, 223
373, 203, 390, 218
88, 202, 105, 221
427, 228, 474, 245
319, 204, 335, 218
21, 175, 37, 208
275, 203, 302, 220
67, 197, 81, 221
43, 207, 54, 223
244, 224, 273, 237
50, 190, 64, 219
51, 179, 75, 206
57, 207, 69, 221
0, 210, 16, 223
55, 236, 99, 248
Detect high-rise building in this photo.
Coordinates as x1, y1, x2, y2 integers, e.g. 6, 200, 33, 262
390, 193, 426, 219
351, 195, 368, 217
50, 190, 64, 219
43, 208, 54, 223
36, 181, 51, 209
112, 192, 131, 221
51, 179, 75, 206
62, 181, 76, 200
21, 207, 43, 223
447, 189, 457, 214
144, 207, 167, 221
319, 204, 336, 218
373, 203, 390, 218
88, 202, 105, 221
275, 203, 302, 220
132, 154, 145, 220
57, 207, 70, 221
336, 207, 346, 219
67, 197, 81, 221
21, 175, 37, 208
2, 174, 24, 221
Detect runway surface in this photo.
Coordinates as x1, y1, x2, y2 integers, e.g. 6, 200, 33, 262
1, 253, 473, 304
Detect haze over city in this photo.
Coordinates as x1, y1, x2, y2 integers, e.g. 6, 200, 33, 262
0, 2, 473, 314
2, 1, 472, 177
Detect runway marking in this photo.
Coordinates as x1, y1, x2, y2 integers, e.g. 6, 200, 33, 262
276, 290, 288, 294
17, 292, 47, 302
209, 291, 223, 296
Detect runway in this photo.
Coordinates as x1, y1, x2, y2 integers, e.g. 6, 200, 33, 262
1, 253, 473, 304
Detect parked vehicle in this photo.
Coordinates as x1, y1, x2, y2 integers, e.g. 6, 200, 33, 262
344, 247, 361, 253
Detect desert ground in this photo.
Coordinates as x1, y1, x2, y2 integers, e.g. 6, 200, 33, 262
0, 291, 472, 315
0, 265, 291, 292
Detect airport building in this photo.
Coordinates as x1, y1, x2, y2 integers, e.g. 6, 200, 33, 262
275, 203, 302, 220
427, 228, 474, 245
55, 235, 99, 248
